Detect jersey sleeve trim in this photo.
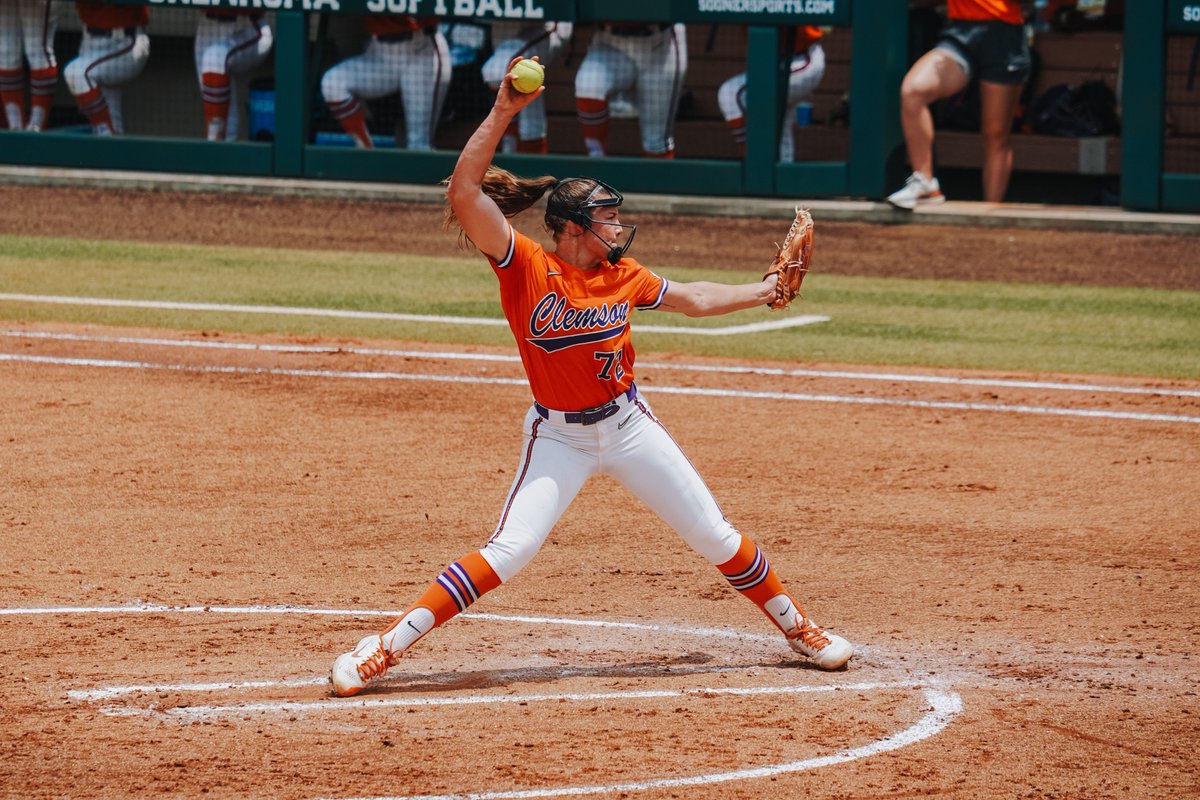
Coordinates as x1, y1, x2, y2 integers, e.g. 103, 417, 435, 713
636, 275, 669, 311
493, 224, 516, 269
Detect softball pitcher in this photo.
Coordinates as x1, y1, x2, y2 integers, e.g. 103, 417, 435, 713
320, 15, 449, 151
718, 26, 826, 162
574, 22, 687, 158
330, 58, 853, 697
64, 2, 150, 136
0, 0, 58, 131
194, 10, 273, 142
480, 21, 572, 153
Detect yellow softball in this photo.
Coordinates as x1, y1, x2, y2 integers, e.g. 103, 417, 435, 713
510, 58, 545, 94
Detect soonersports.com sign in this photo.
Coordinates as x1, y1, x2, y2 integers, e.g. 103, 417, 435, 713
1169, 0, 1200, 31
693, 0, 847, 24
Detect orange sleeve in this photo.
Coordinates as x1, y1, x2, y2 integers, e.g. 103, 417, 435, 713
77, 2, 148, 28
946, 0, 1025, 25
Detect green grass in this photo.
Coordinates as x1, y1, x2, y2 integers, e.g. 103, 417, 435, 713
1, 234, 1197, 379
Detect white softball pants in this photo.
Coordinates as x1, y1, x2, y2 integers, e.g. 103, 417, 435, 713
481, 22, 572, 143
194, 15, 273, 141
480, 389, 741, 582
320, 30, 450, 151
718, 43, 826, 163
0, 0, 57, 71
64, 28, 151, 135
574, 24, 687, 156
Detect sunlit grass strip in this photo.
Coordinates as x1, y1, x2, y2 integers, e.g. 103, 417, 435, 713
1, 234, 1196, 379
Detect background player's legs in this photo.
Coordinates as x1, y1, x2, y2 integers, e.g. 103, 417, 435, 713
717, 72, 747, 156
320, 40, 405, 149
65, 47, 113, 135
65, 33, 147, 136
632, 24, 686, 157
574, 38, 634, 157
197, 18, 271, 142
19, 0, 56, 131
779, 42, 825, 163
397, 32, 450, 151
0, 2, 27, 129
978, 79, 1023, 202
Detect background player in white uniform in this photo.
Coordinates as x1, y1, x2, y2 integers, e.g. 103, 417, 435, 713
329, 57, 854, 698
194, 10, 273, 142
64, 2, 150, 136
574, 22, 687, 158
718, 26, 826, 163
321, 15, 449, 151
480, 21, 572, 154
0, 0, 58, 131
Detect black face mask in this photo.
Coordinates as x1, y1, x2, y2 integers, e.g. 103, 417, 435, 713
546, 178, 638, 265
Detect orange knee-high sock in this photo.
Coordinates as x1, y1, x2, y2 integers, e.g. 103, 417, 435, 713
0, 68, 26, 129
499, 119, 519, 153
725, 115, 747, 156
516, 136, 548, 154
717, 534, 801, 632
200, 71, 231, 140
380, 551, 502, 655
27, 66, 56, 129
576, 97, 608, 156
74, 87, 114, 135
328, 96, 373, 149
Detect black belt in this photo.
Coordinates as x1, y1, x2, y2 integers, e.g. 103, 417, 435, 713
376, 28, 434, 43
606, 24, 669, 37
87, 26, 135, 37
535, 385, 637, 426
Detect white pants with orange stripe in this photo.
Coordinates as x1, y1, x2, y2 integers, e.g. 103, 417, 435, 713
480, 389, 741, 582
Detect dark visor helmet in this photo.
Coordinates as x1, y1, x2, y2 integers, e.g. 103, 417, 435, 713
546, 178, 638, 265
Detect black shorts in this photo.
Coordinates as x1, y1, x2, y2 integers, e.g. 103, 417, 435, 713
936, 19, 1031, 85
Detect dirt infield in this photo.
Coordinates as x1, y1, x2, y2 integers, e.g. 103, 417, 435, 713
1, 186, 1199, 799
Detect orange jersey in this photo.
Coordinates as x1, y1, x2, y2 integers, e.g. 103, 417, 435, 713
947, 0, 1025, 24
795, 25, 823, 52
491, 227, 667, 411
77, 2, 149, 28
364, 15, 436, 36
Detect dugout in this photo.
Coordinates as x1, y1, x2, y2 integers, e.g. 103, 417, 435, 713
0, 0, 1195, 213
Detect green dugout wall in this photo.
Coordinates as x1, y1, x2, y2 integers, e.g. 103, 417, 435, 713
0, 1, 1194, 212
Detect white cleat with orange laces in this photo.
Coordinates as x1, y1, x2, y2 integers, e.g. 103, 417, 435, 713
785, 614, 854, 670
330, 635, 395, 697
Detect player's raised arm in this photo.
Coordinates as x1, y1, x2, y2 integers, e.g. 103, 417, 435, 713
446, 58, 545, 261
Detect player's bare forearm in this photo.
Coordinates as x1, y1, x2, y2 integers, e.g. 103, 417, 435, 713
446, 61, 544, 259
659, 278, 776, 317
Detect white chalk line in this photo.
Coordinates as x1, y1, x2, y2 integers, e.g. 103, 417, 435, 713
324, 688, 961, 800
6, 328, 1197, 397
3, 351, 1197, 425
29, 603, 961, 799
107, 681, 926, 721
0, 294, 829, 334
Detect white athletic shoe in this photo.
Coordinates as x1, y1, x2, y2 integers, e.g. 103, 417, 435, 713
330, 634, 395, 697
887, 171, 946, 210
785, 614, 854, 670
